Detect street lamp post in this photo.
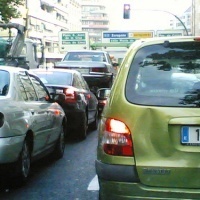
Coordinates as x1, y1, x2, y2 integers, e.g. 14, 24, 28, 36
134, 9, 189, 36
152, 9, 189, 36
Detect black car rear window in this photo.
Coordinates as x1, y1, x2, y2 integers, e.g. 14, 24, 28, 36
126, 41, 200, 107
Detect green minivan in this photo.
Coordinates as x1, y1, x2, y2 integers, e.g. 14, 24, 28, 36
96, 37, 200, 199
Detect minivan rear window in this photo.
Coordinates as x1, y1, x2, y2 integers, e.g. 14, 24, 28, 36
126, 41, 200, 107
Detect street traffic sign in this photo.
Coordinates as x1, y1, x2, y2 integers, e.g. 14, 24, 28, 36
156, 30, 184, 37
58, 31, 89, 51
102, 31, 154, 43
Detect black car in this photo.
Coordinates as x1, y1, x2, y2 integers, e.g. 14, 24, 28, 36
54, 50, 115, 93
32, 68, 98, 139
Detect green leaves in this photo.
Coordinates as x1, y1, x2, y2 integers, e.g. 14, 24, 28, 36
0, 0, 25, 23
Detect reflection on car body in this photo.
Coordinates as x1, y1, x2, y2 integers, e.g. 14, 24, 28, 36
0, 66, 66, 185
96, 36, 200, 199
32, 68, 98, 140
54, 50, 115, 92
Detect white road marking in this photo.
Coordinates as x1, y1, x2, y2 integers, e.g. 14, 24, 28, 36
87, 175, 99, 191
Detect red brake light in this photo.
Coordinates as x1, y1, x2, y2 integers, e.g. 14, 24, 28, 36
102, 118, 133, 156
98, 99, 107, 106
91, 67, 108, 73
49, 109, 61, 116
194, 37, 200, 42
86, 93, 91, 99
64, 88, 77, 103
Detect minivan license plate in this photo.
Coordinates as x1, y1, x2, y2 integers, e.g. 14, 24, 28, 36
181, 126, 200, 145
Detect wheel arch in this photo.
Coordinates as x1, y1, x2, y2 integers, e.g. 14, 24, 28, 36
25, 130, 34, 154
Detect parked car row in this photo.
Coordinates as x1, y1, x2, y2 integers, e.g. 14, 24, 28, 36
0, 49, 116, 186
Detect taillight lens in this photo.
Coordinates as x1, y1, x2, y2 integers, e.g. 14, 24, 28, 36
63, 88, 77, 103
102, 118, 133, 156
194, 37, 200, 42
86, 93, 91, 99
98, 99, 107, 106
91, 67, 108, 73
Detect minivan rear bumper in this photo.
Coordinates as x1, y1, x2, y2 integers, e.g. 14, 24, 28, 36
96, 160, 200, 199
95, 159, 139, 182
98, 179, 200, 200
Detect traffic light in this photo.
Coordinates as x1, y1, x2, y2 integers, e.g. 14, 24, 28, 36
123, 4, 130, 19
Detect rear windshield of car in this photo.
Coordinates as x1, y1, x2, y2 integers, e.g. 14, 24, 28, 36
0, 70, 10, 96
63, 52, 106, 62
34, 71, 72, 86
126, 41, 200, 107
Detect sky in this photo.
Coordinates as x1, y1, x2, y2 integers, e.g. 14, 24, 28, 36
104, 0, 192, 30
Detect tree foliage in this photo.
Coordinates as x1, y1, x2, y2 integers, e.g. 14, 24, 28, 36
0, 0, 25, 23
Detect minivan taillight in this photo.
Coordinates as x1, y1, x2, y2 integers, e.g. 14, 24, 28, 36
63, 88, 77, 103
102, 118, 133, 156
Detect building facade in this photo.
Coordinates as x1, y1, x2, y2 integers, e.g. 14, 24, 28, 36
81, 0, 109, 43
12, 0, 82, 64
192, 0, 200, 35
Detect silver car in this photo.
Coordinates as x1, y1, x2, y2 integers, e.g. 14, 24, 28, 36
0, 66, 67, 185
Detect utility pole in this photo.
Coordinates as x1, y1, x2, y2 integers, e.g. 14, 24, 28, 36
134, 9, 189, 36
152, 9, 189, 36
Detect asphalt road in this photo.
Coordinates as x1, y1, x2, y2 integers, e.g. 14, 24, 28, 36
0, 129, 99, 200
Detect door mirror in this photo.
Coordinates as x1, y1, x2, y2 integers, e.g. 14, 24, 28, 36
51, 93, 66, 103
96, 88, 111, 99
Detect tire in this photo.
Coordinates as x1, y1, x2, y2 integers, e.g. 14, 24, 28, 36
15, 139, 31, 185
79, 112, 88, 140
53, 125, 65, 159
89, 109, 98, 131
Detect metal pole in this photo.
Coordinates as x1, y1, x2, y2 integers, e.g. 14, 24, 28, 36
152, 9, 189, 36
134, 9, 189, 36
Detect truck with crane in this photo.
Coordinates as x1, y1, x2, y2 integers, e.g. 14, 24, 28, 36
0, 23, 44, 69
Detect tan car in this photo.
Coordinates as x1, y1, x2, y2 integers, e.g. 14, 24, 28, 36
0, 66, 67, 185
54, 50, 115, 92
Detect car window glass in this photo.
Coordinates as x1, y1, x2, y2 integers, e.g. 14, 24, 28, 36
17, 75, 28, 100
0, 70, 10, 96
19, 73, 38, 101
30, 75, 49, 101
73, 73, 83, 89
106, 54, 112, 64
34, 71, 72, 85
126, 41, 200, 107
79, 74, 89, 90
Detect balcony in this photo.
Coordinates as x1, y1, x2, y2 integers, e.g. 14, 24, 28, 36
82, 24, 109, 29
82, 16, 109, 22
41, 0, 55, 7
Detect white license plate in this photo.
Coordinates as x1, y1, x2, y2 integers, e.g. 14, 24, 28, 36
181, 126, 200, 145
56, 89, 63, 93
76, 68, 89, 74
